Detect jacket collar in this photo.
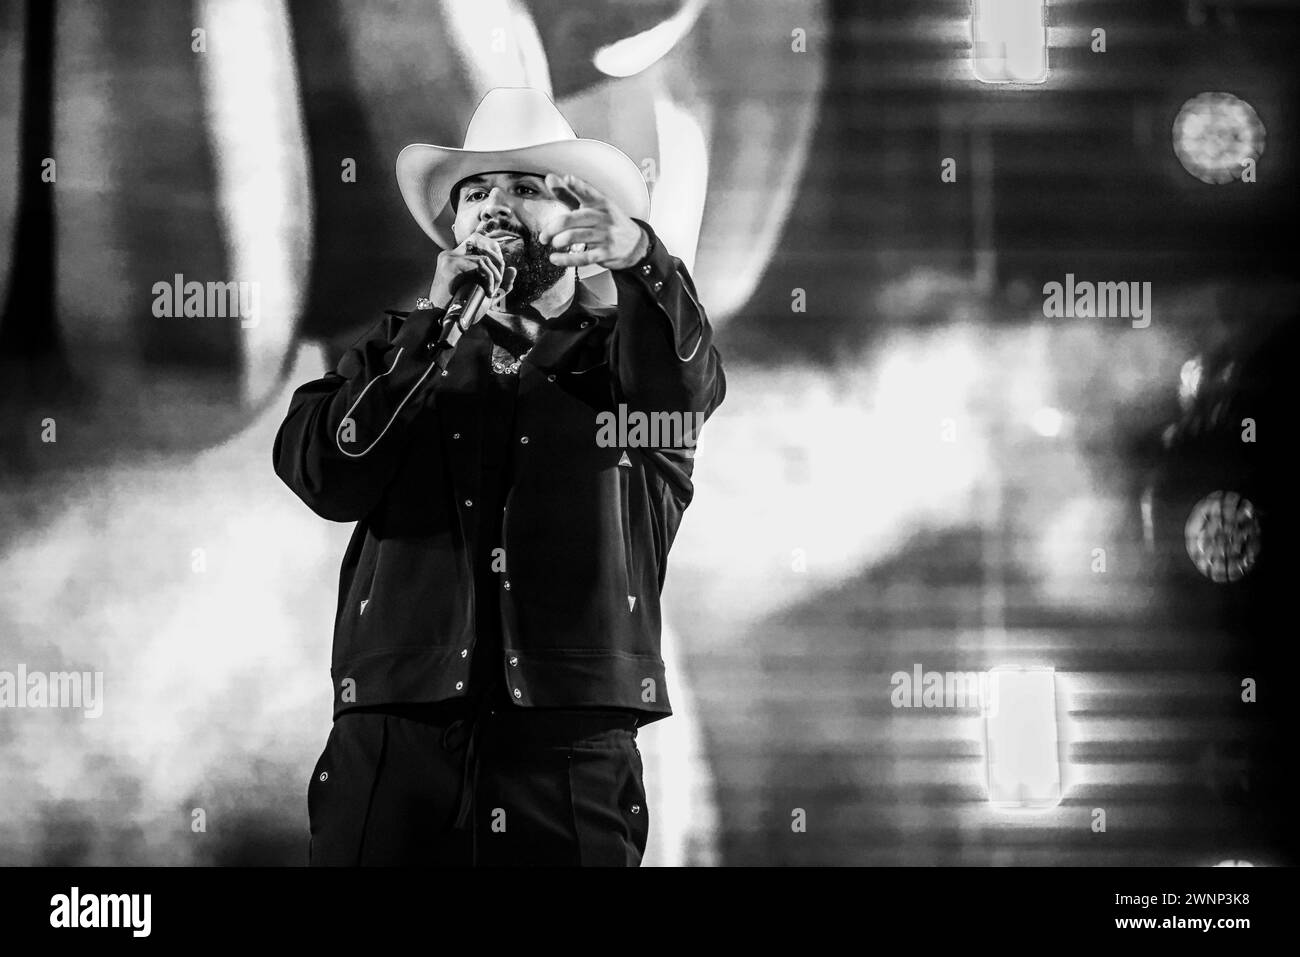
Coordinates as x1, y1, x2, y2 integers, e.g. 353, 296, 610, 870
382, 278, 616, 383
517, 281, 615, 373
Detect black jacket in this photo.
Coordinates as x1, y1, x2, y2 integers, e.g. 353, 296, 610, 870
272, 220, 726, 725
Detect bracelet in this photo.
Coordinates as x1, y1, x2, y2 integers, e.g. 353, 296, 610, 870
415, 297, 435, 311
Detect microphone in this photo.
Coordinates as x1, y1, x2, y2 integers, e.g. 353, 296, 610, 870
428, 266, 515, 370
443, 271, 490, 332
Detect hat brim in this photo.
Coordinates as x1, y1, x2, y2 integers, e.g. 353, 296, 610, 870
396, 138, 650, 283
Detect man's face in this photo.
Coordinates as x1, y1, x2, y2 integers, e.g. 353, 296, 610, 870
450, 170, 570, 306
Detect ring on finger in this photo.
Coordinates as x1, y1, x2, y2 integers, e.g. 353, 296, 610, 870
569, 242, 587, 253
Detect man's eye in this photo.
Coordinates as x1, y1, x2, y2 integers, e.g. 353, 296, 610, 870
466, 190, 487, 201
516, 185, 537, 195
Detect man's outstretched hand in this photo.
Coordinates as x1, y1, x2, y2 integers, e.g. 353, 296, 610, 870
539, 173, 649, 271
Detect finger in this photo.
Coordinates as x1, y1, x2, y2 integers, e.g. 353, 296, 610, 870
474, 256, 502, 290
549, 226, 606, 249
462, 240, 504, 280
461, 253, 500, 291
544, 172, 584, 211
548, 246, 607, 268
465, 235, 505, 269
538, 209, 602, 244
498, 265, 517, 297
558, 174, 606, 206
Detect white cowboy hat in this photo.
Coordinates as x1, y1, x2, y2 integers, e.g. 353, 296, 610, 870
396, 87, 650, 295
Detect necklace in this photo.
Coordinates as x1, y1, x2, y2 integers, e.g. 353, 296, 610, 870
490, 342, 531, 375
486, 318, 536, 375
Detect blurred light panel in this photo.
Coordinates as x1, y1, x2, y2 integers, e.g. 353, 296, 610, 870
971, 0, 1048, 84
985, 667, 1062, 807
1173, 92, 1266, 184
648, 94, 709, 274
197, 0, 311, 406
593, 0, 707, 77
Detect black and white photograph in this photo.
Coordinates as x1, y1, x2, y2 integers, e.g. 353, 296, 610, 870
0, 0, 1296, 932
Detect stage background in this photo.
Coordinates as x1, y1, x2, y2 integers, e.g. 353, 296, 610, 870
1, 0, 1297, 865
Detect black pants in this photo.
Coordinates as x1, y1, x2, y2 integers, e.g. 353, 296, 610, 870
306, 703, 649, 866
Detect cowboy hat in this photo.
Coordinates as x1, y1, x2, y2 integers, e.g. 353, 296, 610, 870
396, 87, 650, 292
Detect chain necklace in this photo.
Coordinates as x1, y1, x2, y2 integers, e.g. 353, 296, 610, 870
485, 317, 536, 376
490, 343, 531, 375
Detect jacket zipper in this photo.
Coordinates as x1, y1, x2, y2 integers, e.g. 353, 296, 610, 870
618, 464, 636, 604
357, 545, 379, 617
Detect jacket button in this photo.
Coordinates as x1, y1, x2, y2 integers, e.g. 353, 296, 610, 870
513, 688, 522, 699
441, 369, 449, 376
464, 499, 473, 507
452, 432, 460, 439
460, 649, 468, 658
631, 804, 641, 814
508, 656, 518, 667
651, 280, 664, 292
455, 681, 464, 691
547, 374, 556, 382
503, 580, 511, 591
640, 264, 652, 275
519, 436, 529, 444
580, 320, 590, 329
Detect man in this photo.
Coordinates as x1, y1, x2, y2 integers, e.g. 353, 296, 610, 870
273, 87, 725, 866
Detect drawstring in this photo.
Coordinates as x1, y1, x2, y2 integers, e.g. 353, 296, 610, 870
441, 692, 495, 830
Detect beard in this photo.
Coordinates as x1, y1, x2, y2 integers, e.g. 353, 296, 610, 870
486, 221, 567, 311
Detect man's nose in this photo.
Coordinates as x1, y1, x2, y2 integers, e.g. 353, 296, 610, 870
478, 186, 514, 222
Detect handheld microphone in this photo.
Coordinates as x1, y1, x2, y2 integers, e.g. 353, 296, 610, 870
428, 267, 515, 370
443, 271, 490, 333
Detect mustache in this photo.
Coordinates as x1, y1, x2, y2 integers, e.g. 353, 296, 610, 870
478, 222, 527, 241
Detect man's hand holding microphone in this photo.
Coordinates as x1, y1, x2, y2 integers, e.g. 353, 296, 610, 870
417, 229, 518, 371
427, 231, 516, 310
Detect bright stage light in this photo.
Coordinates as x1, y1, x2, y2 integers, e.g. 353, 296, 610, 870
971, 0, 1048, 85
984, 667, 1062, 807
1031, 406, 1063, 437
1184, 490, 1262, 583
1173, 92, 1266, 185
1178, 356, 1203, 411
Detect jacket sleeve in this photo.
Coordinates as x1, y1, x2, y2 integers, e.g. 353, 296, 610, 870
606, 218, 726, 427
272, 305, 447, 522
